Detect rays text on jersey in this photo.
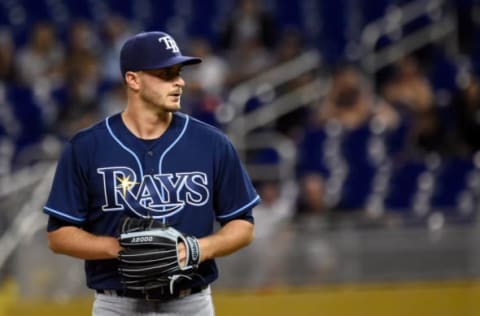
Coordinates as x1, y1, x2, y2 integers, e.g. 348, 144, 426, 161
97, 167, 209, 218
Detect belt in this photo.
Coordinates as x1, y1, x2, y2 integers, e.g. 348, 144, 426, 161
96, 285, 208, 302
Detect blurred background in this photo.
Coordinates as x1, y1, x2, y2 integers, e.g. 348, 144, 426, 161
1, 0, 480, 315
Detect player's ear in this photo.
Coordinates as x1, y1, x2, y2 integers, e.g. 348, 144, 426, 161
125, 71, 140, 91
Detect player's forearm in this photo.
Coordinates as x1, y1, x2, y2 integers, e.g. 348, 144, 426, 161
198, 219, 254, 262
48, 226, 121, 260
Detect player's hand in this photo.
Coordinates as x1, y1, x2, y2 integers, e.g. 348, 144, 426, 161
177, 242, 186, 267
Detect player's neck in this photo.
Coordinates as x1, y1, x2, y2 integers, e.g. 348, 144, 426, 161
121, 109, 172, 140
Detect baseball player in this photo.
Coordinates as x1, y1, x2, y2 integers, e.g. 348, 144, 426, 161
44, 31, 260, 316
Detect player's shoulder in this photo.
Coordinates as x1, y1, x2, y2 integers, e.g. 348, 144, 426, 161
68, 115, 112, 146
181, 113, 230, 142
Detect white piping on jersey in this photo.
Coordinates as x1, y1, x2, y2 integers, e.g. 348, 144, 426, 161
158, 113, 189, 174
156, 114, 189, 221
43, 206, 85, 222
216, 195, 260, 220
105, 116, 144, 178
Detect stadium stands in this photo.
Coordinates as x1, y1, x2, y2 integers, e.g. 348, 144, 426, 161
0, 0, 479, 224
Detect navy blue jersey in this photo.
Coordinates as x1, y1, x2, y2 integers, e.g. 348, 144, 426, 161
44, 112, 259, 290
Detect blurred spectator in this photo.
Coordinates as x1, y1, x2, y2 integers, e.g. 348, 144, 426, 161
450, 72, 480, 154
272, 28, 313, 141
381, 56, 448, 156
219, 0, 278, 88
381, 56, 434, 114
0, 28, 20, 150
222, 35, 273, 88
219, 0, 277, 52
454, 0, 478, 56
46, 20, 104, 137
15, 22, 64, 88
274, 71, 316, 141
274, 27, 305, 64
244, 180, 296, 288
295, 174, 326, 220
99, 15, 132, 84
317, 65, 398, 131
0, 28, 17, 84
99, 82, 127, 117
65, 20, 100, 67
296, 65, 400, 213
54, 53, 101, 138
181, 37, 229, 126
253, 180, 295, 239
0, 26, 48, 162
184, 37, 229, 97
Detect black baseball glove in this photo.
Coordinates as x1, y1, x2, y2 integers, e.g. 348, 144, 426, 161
117, 217, 201, 292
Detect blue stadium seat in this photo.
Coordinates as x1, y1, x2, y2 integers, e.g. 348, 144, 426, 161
430, 156, 474, 214
6, 85, 45, 154
385, 158, 428, 212
296, 127, 329, 178
339, 122, 377, 210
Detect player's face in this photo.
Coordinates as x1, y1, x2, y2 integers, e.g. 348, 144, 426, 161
138, 65, 185, 112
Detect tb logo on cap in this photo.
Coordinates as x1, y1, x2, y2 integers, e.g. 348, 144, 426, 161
158, 36, 180, 53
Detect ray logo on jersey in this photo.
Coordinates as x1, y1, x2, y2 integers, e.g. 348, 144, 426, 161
97, 167, 209, 218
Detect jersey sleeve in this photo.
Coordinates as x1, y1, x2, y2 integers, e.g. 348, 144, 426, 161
213, 137, 260, 224
43, 141, 89, 225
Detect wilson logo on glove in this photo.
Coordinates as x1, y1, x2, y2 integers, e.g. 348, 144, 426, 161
130, 236, 154, 243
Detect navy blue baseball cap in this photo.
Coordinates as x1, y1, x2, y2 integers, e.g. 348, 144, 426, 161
120, 31, 201, 78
